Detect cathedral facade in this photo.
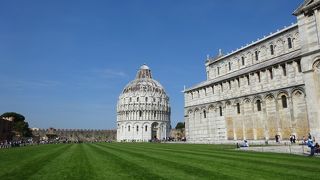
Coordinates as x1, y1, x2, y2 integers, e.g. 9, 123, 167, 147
117, 65, 171, 142
184, 0, 320, 143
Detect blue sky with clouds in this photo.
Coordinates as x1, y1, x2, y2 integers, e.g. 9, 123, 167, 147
0, 0, 302, 129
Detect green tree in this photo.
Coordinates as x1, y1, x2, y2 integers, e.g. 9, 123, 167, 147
0, 112, 25, 122
175, 122, 185, 130
1, 112, 32, 138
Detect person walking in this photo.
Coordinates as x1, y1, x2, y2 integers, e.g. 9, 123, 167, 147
307, 138, 315, 156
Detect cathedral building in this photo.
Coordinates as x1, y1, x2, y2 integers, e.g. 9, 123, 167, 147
117, 65, 171, 142
184, 0, 320, 143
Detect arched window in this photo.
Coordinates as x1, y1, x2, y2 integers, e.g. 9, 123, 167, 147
256, 100, 262, 111
128, 125, 131, 132
228, 62, 231, 71
281, 95, 288, 108
203, 110, 207, 118
269, 68, 273, 80
270, 44, 274, 55
255, 51, 259, 61
137, 97, 139, 102
145, 97, 148, 102
145, 125, 148, 132
129, 97, 132, 102
237, 103, 240, 114
219, 107, 223, 116
139, 111, 142, 117
154, 112, 156, 118
241, 57, 245, 65
296, 60, 302, 73
281, 64, 286, 76
288, 37, 292, 49
153, 98, 156, 102
136, 126, 139, 132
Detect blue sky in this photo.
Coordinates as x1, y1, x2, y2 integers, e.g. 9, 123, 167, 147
0, 0, 302, 129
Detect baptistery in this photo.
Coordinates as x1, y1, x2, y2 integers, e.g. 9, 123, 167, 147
116, 64, 171, 142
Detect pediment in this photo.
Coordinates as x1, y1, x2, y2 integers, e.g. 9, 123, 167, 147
294, 0, 320, 15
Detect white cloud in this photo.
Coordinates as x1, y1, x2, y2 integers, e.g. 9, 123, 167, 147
94, 68, 127, 79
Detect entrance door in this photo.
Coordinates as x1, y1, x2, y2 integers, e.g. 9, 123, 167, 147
151, 122, 159, 140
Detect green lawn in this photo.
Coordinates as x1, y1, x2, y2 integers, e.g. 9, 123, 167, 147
0, 143, 319, 180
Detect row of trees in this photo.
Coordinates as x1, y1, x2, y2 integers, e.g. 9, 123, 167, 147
0, 112, 32, 140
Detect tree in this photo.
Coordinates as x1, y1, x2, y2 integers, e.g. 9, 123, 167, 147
1, 112, 32, 138
0, 112, 25, 122
175, 122, 185, 130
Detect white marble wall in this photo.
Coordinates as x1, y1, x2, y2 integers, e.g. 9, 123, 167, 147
184, 1, 320, 143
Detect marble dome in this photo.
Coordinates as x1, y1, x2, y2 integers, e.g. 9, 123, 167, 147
116, 64, 171, 142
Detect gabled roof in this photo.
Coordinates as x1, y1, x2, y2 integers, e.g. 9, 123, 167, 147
294, 0, 320, 16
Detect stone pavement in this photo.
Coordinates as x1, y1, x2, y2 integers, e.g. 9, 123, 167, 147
238, 144, 320, 156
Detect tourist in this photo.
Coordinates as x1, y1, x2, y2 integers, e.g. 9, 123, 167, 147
290, 135, 293, 143
275, 135, 280, 143
315, 143, 320, 154
241, 140, 249, 147
307, 138, 315, 156
293, 135, 296, 143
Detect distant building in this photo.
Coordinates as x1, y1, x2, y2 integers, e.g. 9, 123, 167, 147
0, 117, 13, 142
116, 65, 171, 142
184, 0, 320, 143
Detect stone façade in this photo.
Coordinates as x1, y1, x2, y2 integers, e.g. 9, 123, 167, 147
184, 0, 320, 143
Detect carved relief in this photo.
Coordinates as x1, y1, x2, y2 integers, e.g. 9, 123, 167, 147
313, 60, 320, 72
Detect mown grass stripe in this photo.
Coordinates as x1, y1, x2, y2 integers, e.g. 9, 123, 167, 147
104, 143, 320, 179
1, 143, 319, 180
119, 143, 315, 164
0, 144, 72, 180
118, 143, 320, 169
24, 144, 96, 180
88, 143, 166, 180
96, 143, 237, 179
129, 143, 319, 177
0, 144, 63, 172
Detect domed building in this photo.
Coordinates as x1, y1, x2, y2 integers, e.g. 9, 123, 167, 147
116, 64, 171, 142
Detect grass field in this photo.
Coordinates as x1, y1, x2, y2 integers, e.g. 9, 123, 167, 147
0, 143, 319, 180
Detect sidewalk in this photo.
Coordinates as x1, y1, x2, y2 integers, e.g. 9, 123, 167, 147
238, 145, 319, 156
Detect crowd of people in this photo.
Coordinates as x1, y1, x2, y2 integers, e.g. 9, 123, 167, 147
0, 139, 33, 149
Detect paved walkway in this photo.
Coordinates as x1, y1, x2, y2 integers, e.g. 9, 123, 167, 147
238, 145, 319, 156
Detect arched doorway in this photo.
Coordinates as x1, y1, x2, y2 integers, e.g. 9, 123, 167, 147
151, 122, 159, 140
